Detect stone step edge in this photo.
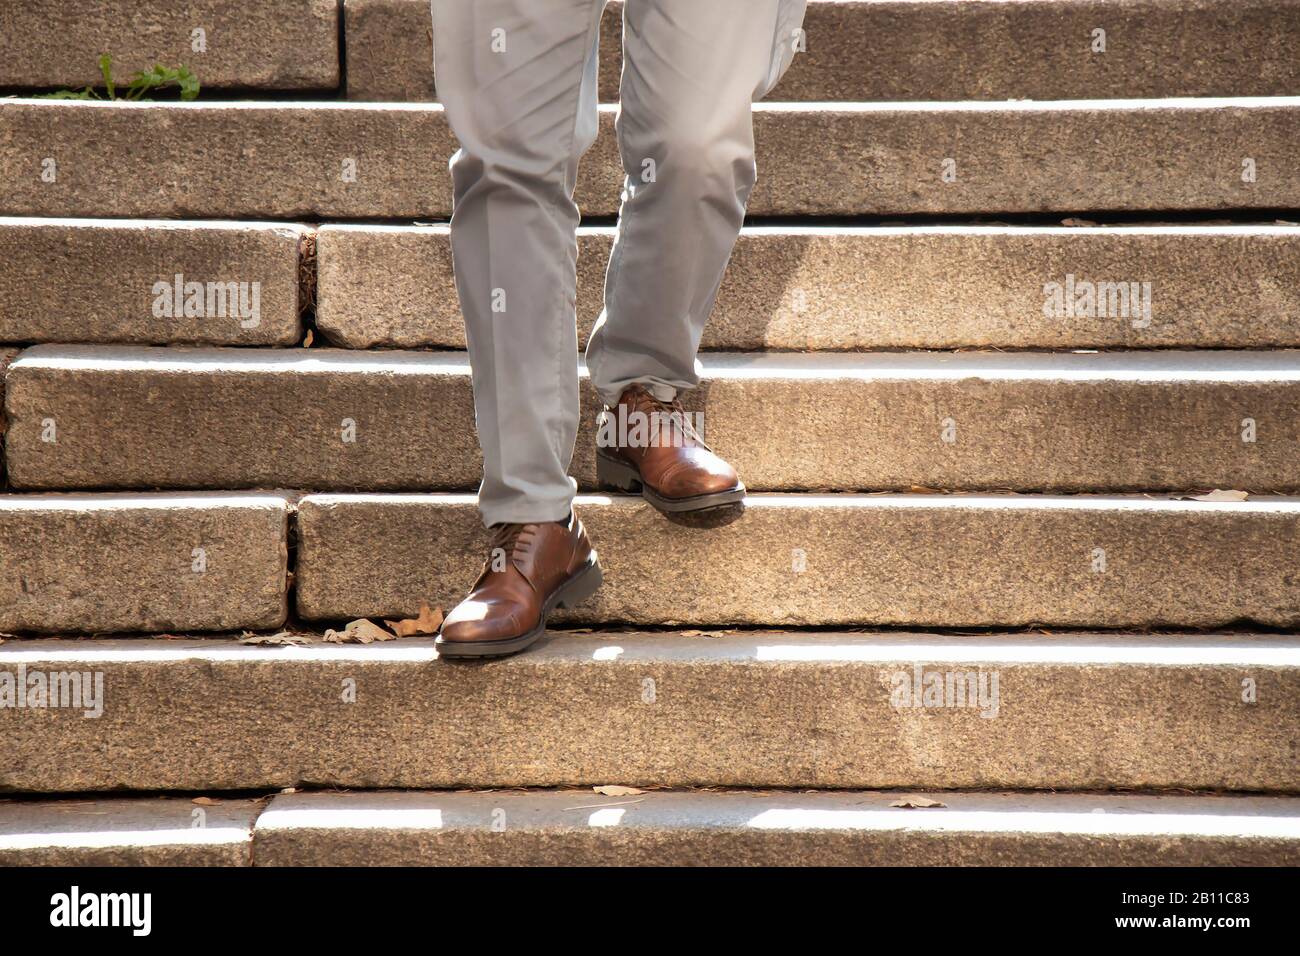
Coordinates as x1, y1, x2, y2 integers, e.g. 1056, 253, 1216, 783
4, 488, 1299, 518
4, 790, 1298, 866
5, 488, 1300, 530
6, 488, 1300, 539
8, 95, 1300, 111
296, 491, 1300, 509
13, 344, 1300, 377
12, 494, 1300, 509
3, 630, 1296, 666
9, 217, 1299, 233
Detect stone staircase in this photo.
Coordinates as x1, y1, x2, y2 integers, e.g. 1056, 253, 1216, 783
1, 0, 1299, 866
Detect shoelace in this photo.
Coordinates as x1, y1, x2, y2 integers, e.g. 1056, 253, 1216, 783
489, 523, 524, 551
476, 522, 539, 581
633, 390, 711, 451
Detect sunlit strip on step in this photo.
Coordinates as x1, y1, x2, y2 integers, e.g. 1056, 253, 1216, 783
297, 492, 1300, 513
252, 804, 1300, 839
0, 827, 249, 852
0, 492, 286, 511
18, 345, 1300, 381
3, 634, 1296, 667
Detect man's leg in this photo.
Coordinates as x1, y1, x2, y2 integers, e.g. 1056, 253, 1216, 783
433, 0, 607, 658
586, 0, 806, 515
432, 0, 605, 527
585, 0, 807, 406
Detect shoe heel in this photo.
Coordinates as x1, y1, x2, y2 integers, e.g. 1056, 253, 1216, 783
555, 560, 604, 609
596, 452, 642, 493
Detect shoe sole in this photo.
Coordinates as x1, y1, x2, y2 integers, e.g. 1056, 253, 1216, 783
435, 556, 604, 660
595, 450, 747, 514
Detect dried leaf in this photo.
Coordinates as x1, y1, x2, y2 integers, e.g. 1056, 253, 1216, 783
890, 797, 946, 809
191, 797, 219, 806
322, 618, 396, 644
301, 328, 314, 347
239, 630, 313, 646
563, 799, 645, 810
1060, 217, 1097, 227
593, 785, 644, 796
679, 629, 728, 638
384, 602, 444, 637
1188, 489, 1249, 502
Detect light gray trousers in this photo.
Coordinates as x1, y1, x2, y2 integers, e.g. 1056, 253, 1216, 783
431, 0, 806, 526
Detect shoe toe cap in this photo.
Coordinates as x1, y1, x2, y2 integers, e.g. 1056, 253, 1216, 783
440, 599, 530, 644
658, 450, 741, 498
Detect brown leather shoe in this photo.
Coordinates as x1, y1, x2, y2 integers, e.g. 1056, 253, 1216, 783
436, 512, 602, 659
595, 384, 746, 514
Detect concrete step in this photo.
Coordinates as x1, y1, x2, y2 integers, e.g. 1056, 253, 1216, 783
0, 0, 339, 92
6, 790, 1295, 866
3, 98, 1298, 218
0, 493, 288, 633
346, 0, 1300, 103
7, 346, 1300, 494
296, 494, 1300, 629
2, 632, 1295, 793
0, 796, 261, 866
254, 789, 1300, 866
0, 218, 305, 346
2, 346, 476, 492
17, 219, 1297, 353
318, 223, 1300, 351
